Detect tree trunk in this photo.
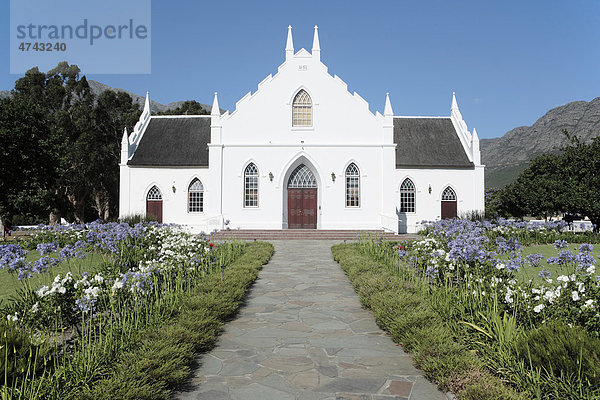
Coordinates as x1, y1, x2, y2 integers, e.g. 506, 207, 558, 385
0, 217, 4, 239
49, 211, 61, 226
67, 193, 86, 224
590, 216, 600, 233
92, 189, 110, 221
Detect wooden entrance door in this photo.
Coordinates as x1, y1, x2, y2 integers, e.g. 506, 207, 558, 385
441, 200, 456, 219
288, 188, 317, 229
146, 185, 163, 223
146, 200, 163, 223
441, 186, 457, 219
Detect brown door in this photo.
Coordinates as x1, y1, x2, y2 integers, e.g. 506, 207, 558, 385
146, 200, 163, 223
441, 200, 457, 219
288, 188, 317, 229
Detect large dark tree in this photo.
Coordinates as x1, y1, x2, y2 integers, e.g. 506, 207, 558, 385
1, 62, 140, 224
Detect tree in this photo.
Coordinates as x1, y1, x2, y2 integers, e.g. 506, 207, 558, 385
498, 132, 600, 231
3, 62, 141, 224
0, 97, 54, 224
156, 100, 208, 115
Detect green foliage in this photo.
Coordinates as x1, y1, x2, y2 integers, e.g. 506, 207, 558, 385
0, 320, 52, 388
515, 321, 600, 387
78, 242, 273, 400
118, 213, 157, 226
155, 100, 208, 116
498, 132, 600, 229
0, 62, 141, 223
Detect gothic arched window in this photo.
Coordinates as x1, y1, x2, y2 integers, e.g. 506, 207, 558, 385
244, 163, 259, 207
147, 185, 162, 200
400, 178, 415, 213
292, 90, 312, 127
345, 163, 360, 207
188, 179, 204, 212
442, 186, 456, 201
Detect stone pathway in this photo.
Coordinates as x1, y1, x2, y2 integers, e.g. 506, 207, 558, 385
174, 240, 448, 400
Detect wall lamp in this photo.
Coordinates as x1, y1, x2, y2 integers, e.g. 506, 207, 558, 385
172, 183, 176, 193
428, 184, 432, 194
269, 172, 274, 182
331, 172, 336, 182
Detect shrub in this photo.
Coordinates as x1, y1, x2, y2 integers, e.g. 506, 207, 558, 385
0, 320, 52, 388
515, 321, 600, 387
119, 213, 157, 225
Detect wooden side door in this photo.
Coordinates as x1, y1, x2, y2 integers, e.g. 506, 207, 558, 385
441, 200, 457, 220
288, 189, 302, 229
146, 200, 163, 223
302, 188, 317, 229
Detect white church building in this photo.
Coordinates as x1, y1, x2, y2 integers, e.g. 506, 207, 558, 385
119, 26, 485, 234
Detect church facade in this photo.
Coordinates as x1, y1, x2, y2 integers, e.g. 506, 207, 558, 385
119, 26, 485, 234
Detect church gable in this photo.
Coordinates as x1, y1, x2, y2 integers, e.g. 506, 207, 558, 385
393, 118, 474, 169
128, 116, 211, 167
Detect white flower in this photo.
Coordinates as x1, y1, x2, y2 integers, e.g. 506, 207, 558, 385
7, 313, 18, 322
583, 299, 595, 309
30, 302, 39, 313
112, 279, 124, 291
496, 263, 505, 270
557, 275, 569, 283
533, 304, 544, 313
587, 265, 596, 275
572, 291, 580, 301
36, 285, 49, 297
84, 286, 101, 298
577, 282, 585, 293
94, 274, 104, 284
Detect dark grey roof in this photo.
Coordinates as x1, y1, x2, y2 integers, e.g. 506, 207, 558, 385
393, 118, 473, 169
128, 117, 210, 167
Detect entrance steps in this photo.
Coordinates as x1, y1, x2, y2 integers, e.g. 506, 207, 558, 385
210, 229, 420, 241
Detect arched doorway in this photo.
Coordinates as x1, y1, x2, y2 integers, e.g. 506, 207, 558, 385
287, 164, 317, 229
441, 186, 457, 219
146, 185, 163, 223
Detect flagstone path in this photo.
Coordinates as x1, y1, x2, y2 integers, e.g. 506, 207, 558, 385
174, 240, 448, 400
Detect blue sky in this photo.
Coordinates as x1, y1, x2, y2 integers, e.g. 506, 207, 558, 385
1, 0, 599, 139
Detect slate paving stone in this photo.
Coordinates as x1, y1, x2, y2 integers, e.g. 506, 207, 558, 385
172, 240, 447, 400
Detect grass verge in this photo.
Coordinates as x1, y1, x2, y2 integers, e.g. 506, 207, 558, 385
331, 243, 523, 400
73, 241, 273, 400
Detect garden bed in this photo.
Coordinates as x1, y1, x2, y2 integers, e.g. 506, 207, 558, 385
333, 219, 600, 400
1, 222, 273, 399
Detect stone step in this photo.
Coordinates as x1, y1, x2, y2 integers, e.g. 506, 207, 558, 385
211, 229, 419, 241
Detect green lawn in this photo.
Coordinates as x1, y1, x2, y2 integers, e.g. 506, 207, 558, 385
0, 251, 106, 302
515, 244, 600, 284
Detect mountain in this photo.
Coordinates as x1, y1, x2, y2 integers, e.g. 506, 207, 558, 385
86, 80, 213, 113
0, 80, 213, 113
482, 97, 600, 188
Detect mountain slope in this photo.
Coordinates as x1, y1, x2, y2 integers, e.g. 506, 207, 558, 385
482, 97, 600, 188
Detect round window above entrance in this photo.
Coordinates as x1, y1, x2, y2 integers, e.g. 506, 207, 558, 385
288, 164, 317, 188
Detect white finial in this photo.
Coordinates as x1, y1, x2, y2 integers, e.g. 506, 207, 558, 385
143, 91, 150, 114
472, 127, 479, 141
384, 92, 393, 116
312, 25, 321, 58
121, 127, 129, 144
286, 25, 294, 60
451, 91, 458, 112
211, 92, 220, 116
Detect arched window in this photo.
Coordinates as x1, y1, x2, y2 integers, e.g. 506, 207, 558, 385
188, 179, 204, 213
292, 90, 312, 126
244, 163, 259, 207
147, 185, 162, 200
345, 163, 360, 207
400, 179, 415, 213
288, 164, 317, 188
442, 186, 456, 201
